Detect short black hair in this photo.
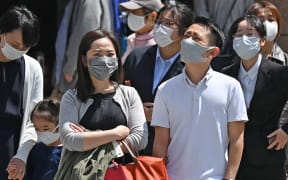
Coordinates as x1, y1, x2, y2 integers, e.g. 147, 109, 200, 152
76, 29, 123, 102
157, 3, 194, 35
229, 15, 266, 40
0, 6, 39, 47
194, 16, 225, 50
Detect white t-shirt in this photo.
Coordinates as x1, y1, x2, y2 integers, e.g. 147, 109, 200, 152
151, 69, 248, 180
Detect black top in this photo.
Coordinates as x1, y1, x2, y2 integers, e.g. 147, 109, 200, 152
80, 92, 127, 130
0, 57, 25, 179
24, 143, 62, 180
0, 57, 25, 120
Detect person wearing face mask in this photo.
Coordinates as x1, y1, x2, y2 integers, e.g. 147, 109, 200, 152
23, 100, 62, 180
0, 6, 43, 180
57, 29, 147, 177
152, 17, 248, 180
119, 0, 163, 64
222, 15, 288, 180
247, 1, 287, 66
123, 3, 193, 156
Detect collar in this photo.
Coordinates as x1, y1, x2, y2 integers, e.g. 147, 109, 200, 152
183, 67, 213, 87
156, 47, 180, 64
135, 30, 154, 41
239, 54, 262, 80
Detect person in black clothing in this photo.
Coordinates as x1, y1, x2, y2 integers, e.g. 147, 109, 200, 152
222, 15, 288, 180
0, 6, 43, 180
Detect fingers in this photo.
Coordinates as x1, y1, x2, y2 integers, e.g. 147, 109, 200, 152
69, 123, 85, 132
7, 158, 26, 180
7, 168, 24, 180
267, 129, 288, 150
267, 131, 276, 138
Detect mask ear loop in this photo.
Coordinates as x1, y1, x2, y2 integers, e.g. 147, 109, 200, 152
52, 125, 59, 133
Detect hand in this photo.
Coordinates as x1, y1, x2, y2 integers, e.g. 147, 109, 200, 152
64, 73, 73, 83
267, 128, 288, 150
69, 123, 86, 132
113, 125, 130, 140
6, 158, 26, 180
143, 102, 154, 122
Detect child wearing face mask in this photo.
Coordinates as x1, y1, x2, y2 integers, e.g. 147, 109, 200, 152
119, 0, 162, 64
23, 99, 62, 180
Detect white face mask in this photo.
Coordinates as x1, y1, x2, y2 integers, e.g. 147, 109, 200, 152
1, 36, 28, 60
233, 35, 261, 61
153, 24, 175, 47
180, 38, 214, 62
37, 126, 60, 145
127, 13, 146, 32
264, 20, 278, 42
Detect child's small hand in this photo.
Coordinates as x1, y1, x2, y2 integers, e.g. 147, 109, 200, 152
6, 158, 25, 180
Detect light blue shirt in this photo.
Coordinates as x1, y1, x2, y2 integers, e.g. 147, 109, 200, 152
152, 48, 179, 93
238, 54, 262, 108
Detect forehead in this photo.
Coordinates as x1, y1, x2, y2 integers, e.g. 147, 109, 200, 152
32, 117, 54, 127
5, 29, 24, 43
90, 37, 115, 50
186, 24, 210, 37
159, 9, 175, 20
236, 20, 254, 31
256, 7, 273, 18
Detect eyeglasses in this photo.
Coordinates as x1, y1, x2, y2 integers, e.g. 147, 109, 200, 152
155, 19, 178, 28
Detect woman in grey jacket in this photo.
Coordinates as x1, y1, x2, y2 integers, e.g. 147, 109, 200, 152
59, 29, 148, 162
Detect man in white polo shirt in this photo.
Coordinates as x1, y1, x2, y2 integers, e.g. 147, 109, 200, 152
151, 17, 248, 180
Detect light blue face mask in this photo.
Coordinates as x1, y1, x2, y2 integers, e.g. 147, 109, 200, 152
180, 38, 214, 62
153, 24, 175, 47
233, 35, 260, 60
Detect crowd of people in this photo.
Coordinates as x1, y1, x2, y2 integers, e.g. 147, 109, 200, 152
0, 0, 288, 180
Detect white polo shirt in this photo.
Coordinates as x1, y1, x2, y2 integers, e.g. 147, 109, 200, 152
151, 68, 248, 180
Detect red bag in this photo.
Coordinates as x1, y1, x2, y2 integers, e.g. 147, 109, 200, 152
104, 142, 169, 180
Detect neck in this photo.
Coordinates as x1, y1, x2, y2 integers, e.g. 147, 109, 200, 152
91, 78, 114, 94
0, 50, 8, 62
159, 41, 181, 60
48, 138, 62, 147
136, 25, 153, 35
261, 41, 274, 58
241, 54, 260, 71
185, 61, 211, 84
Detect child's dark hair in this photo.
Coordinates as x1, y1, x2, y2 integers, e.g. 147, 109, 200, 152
31, 99, 60, 125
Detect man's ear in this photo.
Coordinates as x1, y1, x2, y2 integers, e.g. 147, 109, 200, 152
208, 47, 220, 58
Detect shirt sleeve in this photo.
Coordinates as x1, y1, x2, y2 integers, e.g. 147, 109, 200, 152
151, 87, 170, 128
59, 90, 84, 151
227, 81, 248, 122
125, 87, 148, 151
